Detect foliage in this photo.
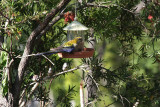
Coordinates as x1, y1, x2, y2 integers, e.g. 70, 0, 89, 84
79, 0, 160, 106
1, 0, 160, 107
56, 85, 77, 107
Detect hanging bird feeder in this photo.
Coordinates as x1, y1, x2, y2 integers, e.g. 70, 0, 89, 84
58, 20, 94, 58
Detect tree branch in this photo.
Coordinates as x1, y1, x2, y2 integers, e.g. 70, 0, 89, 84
20, 82, 39, 107
42, 64, 89, 81
0, 46, 11, 55
36, 13, 64, 39
88, 73, 100, 92
0, 10, 11, 22
85, 3, 113, 8
43, 65, 80, 81
14, 0, 71, 106
20, 64, 85, 106
42, 55, 55, 66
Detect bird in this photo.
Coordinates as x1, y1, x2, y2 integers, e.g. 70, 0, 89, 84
29, 37, 84, 57
63, 36, 84, 52
50, 36, 84, 53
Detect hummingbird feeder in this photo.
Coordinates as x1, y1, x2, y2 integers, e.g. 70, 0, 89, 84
58, 19, 94, 58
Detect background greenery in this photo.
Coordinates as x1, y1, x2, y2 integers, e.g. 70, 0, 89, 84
1, 0, 160, 107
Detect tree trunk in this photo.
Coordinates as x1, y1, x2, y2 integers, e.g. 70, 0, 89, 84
9, 0, 71, 106
0, 94, 7, 107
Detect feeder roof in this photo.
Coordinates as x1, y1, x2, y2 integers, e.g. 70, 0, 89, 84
63, 21, 88, 31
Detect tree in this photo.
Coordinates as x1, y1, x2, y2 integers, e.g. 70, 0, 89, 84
0, 0, 71, 106
1, 0, 160, 107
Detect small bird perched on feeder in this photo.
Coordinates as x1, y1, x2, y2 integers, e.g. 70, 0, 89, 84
63, 37, 84, 52
33, 37, 84, 56
50, 36, 84, 53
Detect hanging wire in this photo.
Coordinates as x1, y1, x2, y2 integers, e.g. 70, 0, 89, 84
74, 0, 77, 20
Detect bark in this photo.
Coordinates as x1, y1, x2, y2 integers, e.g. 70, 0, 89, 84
7, 58, 14, 107
12, 0, 71, 106
0, 35, 4, 53
0, 94, 7, 107
86, 28, 97, 106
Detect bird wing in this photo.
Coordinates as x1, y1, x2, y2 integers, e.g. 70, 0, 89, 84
28, 47, 74, 57
40, 47, 74, 55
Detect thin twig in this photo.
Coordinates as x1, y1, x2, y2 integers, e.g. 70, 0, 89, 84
86, 3, 114, 8
43, 65, 88, 81
88, 73, 100, 91
123, 97, 130, 106
0, 10, 11, 22
137, 16, 148, 31
20, 82, 39, 107
10, 35, 13, 58
16, 53, 42, 58
42, 55, 55, 66
119, 94, 124, 107
19, 82, 37, 105
43, 66, 80, 80
86, 99, 97, 106
48, 78, 54, 91
119, 6, 134, 13
0, 46, 10, 54
15, 50, 58, 58
0, 46, 15, 59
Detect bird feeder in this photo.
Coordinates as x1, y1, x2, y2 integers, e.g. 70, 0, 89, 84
58, 20, 94, 58
63, 20, 88, 41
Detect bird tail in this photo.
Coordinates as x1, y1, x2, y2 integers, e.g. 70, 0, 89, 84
34, 47, 74, 56
50, 47, 74, 53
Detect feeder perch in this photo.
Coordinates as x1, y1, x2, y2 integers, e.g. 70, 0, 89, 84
58, 20, 94, 58
58, 48, 94, 58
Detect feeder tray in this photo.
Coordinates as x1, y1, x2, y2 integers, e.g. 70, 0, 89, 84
58, 48, 94, 58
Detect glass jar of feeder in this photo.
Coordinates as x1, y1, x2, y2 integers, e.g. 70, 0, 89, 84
58, 20, 94, 58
